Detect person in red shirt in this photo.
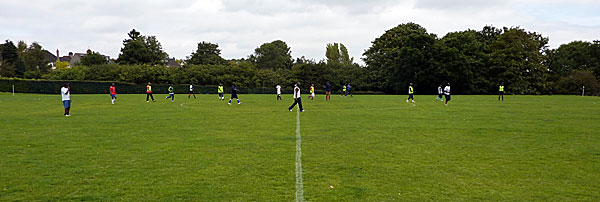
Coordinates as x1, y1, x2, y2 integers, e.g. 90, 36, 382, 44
110, 83, 117, 104
146, 82, 155, 102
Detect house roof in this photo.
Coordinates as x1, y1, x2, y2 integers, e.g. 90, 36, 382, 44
59, 56, 71, 62
166, 58, 180, 67
43, 50, 57, 62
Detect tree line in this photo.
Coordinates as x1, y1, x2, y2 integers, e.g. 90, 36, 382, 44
1, 23, 599, 95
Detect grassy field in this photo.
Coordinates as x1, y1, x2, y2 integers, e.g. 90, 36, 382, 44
1, 92, 599, 201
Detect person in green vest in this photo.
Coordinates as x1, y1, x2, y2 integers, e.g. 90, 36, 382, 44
406, 83, 415, 103
342, 83, 347, 97
498, 83, 505, 101
218, 83, 225, 100
165, 84, 175, 102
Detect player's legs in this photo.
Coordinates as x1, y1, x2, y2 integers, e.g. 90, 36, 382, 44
298, 98, 304, 111
229, 95, 236, 104
63, 101, 68, 115
63, 100, 71, 116
288, 99, 298, 111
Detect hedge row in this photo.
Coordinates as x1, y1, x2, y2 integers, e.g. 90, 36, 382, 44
0, 78, 383, 95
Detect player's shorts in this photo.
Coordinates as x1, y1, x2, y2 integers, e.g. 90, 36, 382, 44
311, 93, 315, 97
445, 94, 451, 101
189, 90, 194, 93
408, 94, 414, 99
499, 91, 504, 95
231, 94, 238, 99
438, 93, 443, 98
111, 94, 116, 98
62, 100, 71, 108
219, 93, 223, 97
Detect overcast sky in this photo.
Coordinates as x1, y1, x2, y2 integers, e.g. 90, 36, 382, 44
1, 0, 599, 65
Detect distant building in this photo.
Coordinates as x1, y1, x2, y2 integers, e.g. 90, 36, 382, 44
43, 50, 58, 68
164, 57, 180, 67
57, 49, 110, 67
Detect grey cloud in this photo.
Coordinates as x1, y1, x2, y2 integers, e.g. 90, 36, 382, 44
2, 0, 599, 65
413, 0, 508, 10
221, 0, 402, 15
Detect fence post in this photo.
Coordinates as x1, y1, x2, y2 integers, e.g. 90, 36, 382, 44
13, 85, 15, 96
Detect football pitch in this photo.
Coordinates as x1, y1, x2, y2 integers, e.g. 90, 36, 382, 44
1, 92, 599, 201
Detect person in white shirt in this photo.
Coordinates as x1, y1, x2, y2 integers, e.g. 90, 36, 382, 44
288, 83, 304, 112
444, 83, 451, 106
61, 83, 71, 116
276, 84, 282, 100
188, 84, 196, 99
437, 84, 444, 101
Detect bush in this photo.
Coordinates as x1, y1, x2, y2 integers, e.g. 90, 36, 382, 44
553, 70, 600, 95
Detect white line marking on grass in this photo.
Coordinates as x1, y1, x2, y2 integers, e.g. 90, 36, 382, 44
180, 103, 189, 108
295, 108, 305, 202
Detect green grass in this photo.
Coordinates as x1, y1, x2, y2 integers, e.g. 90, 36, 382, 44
1, 92, 599, 201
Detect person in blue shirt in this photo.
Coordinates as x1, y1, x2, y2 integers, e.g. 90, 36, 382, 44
325, 81, 332, 101
347, 83, 353, 97
228, 84, 241, 105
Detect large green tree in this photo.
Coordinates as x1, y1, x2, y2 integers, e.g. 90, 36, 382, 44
547, 41, 600, 78
434, 30, 489, 94
0, 40, 26, 77
250, 40, 293, 70
325, 43, 353, 66
117, 29, 168, 65
489, 27, 550, 94
16, 41, 49, 78
187, 41, 226, 65
363, 22, 437, 93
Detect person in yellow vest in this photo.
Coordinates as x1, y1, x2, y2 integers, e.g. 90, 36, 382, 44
218, 83, 224, 100
406, 83, 415, 103
498, 83, 504, 101
342, 83, 347, 97
308, 84, 315, 100
146, 82, 155, 102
